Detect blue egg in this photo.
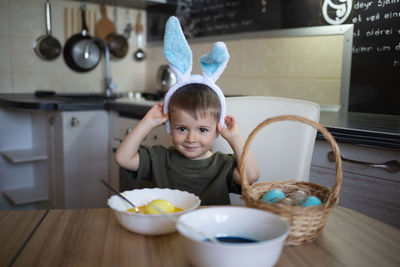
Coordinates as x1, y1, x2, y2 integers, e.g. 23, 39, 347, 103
301, 196, 322, 207
261, 189, 285, 204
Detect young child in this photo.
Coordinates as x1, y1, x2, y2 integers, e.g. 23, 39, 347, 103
115, 16, 259, 205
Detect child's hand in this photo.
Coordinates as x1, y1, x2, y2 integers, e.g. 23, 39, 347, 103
142, 102, 169, 129
115, 102, 168, 172
218, 115, 260, 186
217, 115, 240, 142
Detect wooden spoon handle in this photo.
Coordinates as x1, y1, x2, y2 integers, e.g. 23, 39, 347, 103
135, 12, 143, 34
100, 4, 107, 17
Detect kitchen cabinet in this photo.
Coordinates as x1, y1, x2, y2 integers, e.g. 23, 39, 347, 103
48, 110, 110, 209
0, 108, 110, 210
310, 140, 400, 228
0, 109, 51, 209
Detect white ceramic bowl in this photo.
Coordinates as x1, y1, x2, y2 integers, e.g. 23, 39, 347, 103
177, 207, 290, 267
108, 188, 200, 235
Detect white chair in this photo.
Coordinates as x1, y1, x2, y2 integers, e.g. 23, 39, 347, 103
212, 96, 320, 205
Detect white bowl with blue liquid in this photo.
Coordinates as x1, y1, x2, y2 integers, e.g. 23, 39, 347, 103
177, 206, 290, 267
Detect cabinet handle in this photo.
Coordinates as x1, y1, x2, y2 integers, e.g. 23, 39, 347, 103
49, 116, 56, 125
71, 117, 80, 127
327, 151, 400, 173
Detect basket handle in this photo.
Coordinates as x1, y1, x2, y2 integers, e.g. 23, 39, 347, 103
239, 115, 342, 205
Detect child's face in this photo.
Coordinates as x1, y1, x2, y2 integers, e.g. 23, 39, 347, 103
170, 108, 218, 160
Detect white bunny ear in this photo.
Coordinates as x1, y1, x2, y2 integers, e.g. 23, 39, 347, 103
163, 16, 192, 82
199, 42, 230, 82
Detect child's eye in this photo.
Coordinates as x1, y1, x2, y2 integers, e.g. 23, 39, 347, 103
199, 128, 209, 133
177, 127, 187, 132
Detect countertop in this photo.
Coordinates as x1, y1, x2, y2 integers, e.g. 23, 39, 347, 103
0, 93, 108, 111
0, 93, 399, 150
317, 110, 400, 150
1, 206, 400, 267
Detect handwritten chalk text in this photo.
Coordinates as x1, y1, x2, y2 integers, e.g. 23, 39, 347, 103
354, 1, 373, 10
378, 0, 400, 8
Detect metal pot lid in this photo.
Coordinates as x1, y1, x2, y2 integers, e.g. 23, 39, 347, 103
71, 39, 101, 69
157, 65, 176, 92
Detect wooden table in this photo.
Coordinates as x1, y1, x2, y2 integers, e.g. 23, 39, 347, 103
1, 206, 399, 267
0, 210, 47, 267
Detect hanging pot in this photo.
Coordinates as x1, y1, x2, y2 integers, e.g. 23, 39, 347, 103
63, 4, 101, 72
106, 7, 128, 59
33, 0, 61, 60
106, 33, 128, 59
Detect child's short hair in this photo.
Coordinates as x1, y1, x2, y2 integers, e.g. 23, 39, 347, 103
168, 83, 221, 122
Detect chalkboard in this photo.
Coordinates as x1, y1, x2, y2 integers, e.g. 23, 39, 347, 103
348, 1, 400, 115
147, 0, 400, 115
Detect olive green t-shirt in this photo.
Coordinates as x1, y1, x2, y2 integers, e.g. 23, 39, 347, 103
129, 145, 241, 205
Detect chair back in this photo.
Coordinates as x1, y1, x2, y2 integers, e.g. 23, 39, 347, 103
212, 96, 320, 204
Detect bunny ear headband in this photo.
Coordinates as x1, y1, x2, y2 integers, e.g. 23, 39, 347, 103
163, 16, 230, 134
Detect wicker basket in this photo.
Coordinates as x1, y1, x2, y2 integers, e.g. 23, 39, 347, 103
239, 115, 342, 245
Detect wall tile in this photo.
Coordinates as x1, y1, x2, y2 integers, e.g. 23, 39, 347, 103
0, 36, 11, 72
62, 67, 103, 93
3, 0, 146, 94
313, 35, 343, 78
286, 78, 341, 105
0, 74, 12, 93
4, 0, 343, 107
113, 72, 145, 93
241, 38, 287, 78
223, 40, 241, 78
11, 36, 65, 73
13, 72, 64, 93
288, 36, 343, 79
243, 78, 288, 97
110, 53, 145, 74
10, 0, 44, 38
0, 0, 10, 36
217, 77, 245, 95
145, 46, 167, 93
145, 34, 343, 107
287, 37, 315, 78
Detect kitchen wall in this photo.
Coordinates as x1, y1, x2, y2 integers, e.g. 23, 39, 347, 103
0, 0, 146, 95
146, 34, 344, 109
0, 0, 344, 108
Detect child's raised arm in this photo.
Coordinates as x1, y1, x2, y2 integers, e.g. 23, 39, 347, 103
217, 115, 260, 185
115, 102, 169, 171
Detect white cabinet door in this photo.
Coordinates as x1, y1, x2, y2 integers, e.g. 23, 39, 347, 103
51, 110, 109, 209
142, 125, 172, 147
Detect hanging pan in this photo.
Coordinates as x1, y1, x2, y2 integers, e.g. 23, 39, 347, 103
33, 0, 61, 60
63, 4, 101, 72
105, 7, 128, 59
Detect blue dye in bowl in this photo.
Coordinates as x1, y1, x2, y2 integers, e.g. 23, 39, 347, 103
205, 236, 258, 243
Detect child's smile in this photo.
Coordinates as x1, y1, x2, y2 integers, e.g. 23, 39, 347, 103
170, 109, 218, 160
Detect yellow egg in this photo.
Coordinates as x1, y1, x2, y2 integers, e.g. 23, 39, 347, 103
145, 199, 175, 214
